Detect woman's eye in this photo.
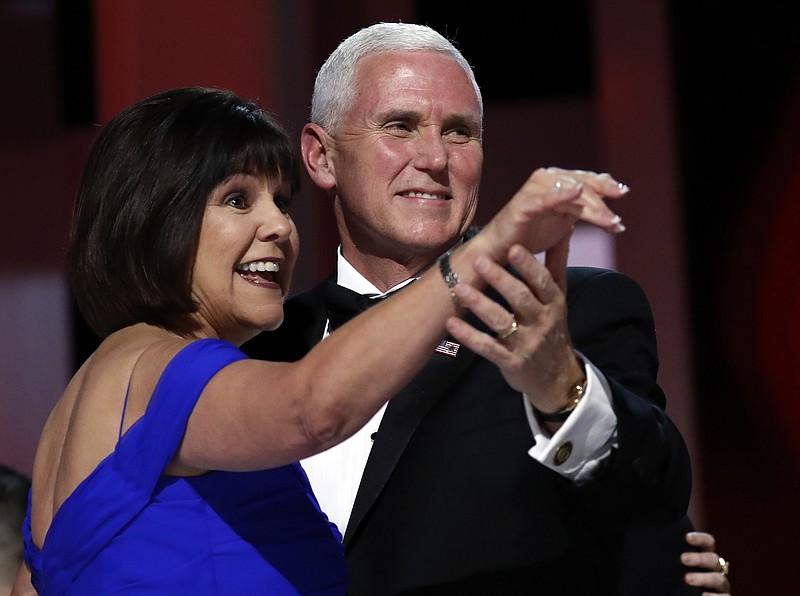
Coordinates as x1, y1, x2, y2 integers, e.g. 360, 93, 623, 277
274, 195, 293, 214
224, 193, 248, 209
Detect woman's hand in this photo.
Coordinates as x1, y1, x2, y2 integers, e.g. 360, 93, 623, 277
682, 531, 731, 595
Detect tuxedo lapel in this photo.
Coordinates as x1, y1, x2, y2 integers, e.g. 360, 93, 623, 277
289, 275, 333, 348
344, 335, 477, 544
308, 259, 485, 545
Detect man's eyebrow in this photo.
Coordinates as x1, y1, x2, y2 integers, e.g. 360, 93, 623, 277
444, 113, 481, 129
376, 108, 420, 122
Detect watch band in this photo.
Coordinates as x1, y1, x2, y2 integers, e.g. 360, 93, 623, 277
534, 376, 587, 423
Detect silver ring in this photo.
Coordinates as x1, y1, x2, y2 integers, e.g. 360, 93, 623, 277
498, 315, 519, 339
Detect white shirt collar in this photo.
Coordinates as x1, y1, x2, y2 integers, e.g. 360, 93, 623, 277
334, 246, 418, 297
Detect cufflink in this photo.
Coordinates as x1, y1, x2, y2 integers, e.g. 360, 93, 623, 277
553, 441, 573, 466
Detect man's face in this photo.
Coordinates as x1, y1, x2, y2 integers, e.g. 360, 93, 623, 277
328, 50, 483, 264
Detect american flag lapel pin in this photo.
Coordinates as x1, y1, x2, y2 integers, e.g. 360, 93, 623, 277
435, 340, 460, 358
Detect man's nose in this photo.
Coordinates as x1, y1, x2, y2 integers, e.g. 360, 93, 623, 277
412, 133, 448, 171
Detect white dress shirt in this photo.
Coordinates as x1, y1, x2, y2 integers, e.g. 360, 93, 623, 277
301, 248, 618, 535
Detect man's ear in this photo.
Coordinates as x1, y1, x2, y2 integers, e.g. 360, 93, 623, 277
301, 123, 336, 190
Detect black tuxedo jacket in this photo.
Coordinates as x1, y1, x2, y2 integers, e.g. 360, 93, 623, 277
243, 266, 695, 596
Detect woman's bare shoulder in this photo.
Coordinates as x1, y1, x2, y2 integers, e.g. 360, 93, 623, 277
30, 325, 191, 543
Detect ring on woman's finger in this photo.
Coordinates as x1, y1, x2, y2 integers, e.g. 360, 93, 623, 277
718, 556, 730, 576
498, 314, 519, 339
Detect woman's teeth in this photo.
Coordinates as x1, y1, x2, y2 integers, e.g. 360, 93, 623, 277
237, 261, 279, 273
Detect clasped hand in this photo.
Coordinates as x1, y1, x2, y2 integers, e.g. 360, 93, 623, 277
445, 167, 628, 412
477, 166, 629, 262
445, 243, 581, 413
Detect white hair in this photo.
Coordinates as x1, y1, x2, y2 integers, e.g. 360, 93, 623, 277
310, 22, 483, 133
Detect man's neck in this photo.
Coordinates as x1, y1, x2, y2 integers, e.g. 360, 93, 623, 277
339, 248, 437, 293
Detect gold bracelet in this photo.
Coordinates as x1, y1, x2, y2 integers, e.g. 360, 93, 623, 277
534, 377, 587, 423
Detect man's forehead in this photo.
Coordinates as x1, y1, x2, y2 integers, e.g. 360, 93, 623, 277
356, 50, 467, 83
354, 53, 480, 113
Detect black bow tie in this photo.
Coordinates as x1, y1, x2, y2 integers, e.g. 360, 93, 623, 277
325, 280, 410, 331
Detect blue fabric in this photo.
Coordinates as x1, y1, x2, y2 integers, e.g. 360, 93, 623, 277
22, 338, 348, 595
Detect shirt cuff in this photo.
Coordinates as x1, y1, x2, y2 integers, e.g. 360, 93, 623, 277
526, 352, 618, 482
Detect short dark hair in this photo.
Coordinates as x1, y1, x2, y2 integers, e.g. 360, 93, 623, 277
67, 87, 300, 338
0, 464, 31, 577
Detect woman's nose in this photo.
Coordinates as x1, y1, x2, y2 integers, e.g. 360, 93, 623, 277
256, 203, 293, 243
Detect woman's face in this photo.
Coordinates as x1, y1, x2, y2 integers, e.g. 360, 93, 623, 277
191, 173, 299, 345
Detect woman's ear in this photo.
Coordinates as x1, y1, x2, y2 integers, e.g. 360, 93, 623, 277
301, 123, 336, 190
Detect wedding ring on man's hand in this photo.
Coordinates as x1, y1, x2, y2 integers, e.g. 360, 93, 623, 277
718, 556, 730, 576
498, 314, 519, 339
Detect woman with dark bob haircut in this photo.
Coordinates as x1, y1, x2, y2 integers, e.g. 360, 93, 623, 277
68, 87, 301, 338
13, 86, 589, 595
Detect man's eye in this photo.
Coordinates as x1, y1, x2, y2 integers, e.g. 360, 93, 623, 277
445, 128, 473, 143
386, 122, 413, 134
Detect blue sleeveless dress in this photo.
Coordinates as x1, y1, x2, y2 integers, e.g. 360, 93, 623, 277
22, 338, 349, 595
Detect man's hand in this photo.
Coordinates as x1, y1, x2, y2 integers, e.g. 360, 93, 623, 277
444, 243, 582, 414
